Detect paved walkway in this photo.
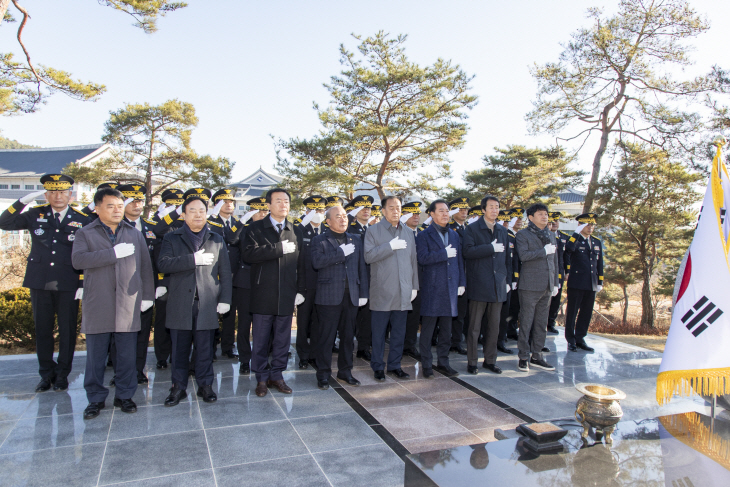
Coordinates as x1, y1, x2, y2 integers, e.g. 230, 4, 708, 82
0, 329, 715, 487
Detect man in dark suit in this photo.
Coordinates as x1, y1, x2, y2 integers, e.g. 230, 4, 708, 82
310, 205, 369, 389
295, 195, 326, 369
0, 174, 90, 392
346, 195, 374, 361
400, 200, 423, 361
242, 188, 304, 397
563, 213, 604, 352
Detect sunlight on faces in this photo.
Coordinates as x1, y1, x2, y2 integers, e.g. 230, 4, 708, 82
219, 200, 235, 218
483, 200, 500, 222
268, 191, 290, 221
182, 199, 208, 232
45, 189, 73, 212
97, 195, 124, 228
383, 198, 401, 226
326, 206, 348, 233
454, 208, 468, 224
430, 202, 450, 227
528, 210, 549, 229
356, 206, 371, 224
124, 199, 144, 220
252, 210, 268, 222
406, 212, 420, 229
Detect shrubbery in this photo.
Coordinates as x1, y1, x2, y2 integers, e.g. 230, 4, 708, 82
0, 287, 37, 348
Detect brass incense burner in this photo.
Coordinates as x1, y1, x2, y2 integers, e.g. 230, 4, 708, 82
575, 383, 626, 444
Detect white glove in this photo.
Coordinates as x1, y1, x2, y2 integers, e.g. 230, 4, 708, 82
348, 206, 364, 217
445, 244, 457, 258
193, 248, 214, 265
448, 208, 459, 216
359, 298, 368, 306
209, 200, 224, 217
458, 286, 465, 296
467, 216, 479, 225
114, 242, 135, 259
87, 201, 96, 212
155, 286, 167, 299
158, 205, 177, 218
140, 300, 154, 312
400, 213, 412, 224
295, 293, 305, 306
411, 289, 418, 302
575, 223, 588, 235
423, 216, 433, 225
491, 239, 504, 253
157, 202, 167, 214
544, 243, 556, 255
389, 237, 407, 250
75, 289, 83, 300
340, 243, 355, 256
597, 285, 603, 292
123, 197, 134, 208
506, 284, 511, 293
368, 216, 376, 224
512, 282, 517, 290
20, 190, 47, 205
281, 239, 296, 254
217, 303, 230, 314
240, 209, 258, 224
552, 286, 559, 297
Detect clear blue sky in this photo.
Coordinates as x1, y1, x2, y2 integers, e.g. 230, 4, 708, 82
1, 0, 726, 185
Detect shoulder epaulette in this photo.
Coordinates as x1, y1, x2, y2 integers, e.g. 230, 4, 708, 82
508, 232, 516, 239
350, 221, 357, 225
70, 207, 88, 216
232, 215, 240, 223
559, 230, 571, 236
592, 235, 602, 241
143, 218, 157, 225
207, 220, 223, 228
32, 204, 49, 209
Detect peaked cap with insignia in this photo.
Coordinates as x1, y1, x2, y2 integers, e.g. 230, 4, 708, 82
40, 174, 74, 191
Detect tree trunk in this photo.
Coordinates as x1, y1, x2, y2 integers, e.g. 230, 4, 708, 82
583, 128, 610, 213
622, 285, 629, 324
640, 264, 655, 328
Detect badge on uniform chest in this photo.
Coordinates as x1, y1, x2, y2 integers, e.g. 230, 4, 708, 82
34, 228, 44, 236
68, 234, 75, 241
68, 221, 83, 228
146, 231, 156, 239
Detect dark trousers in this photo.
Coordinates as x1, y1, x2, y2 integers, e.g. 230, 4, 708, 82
404, 291, 421, 351
220, 287, 238, 354
296, 288, 318, 361
170, 301, 215, 389
356, 305, 372, 351
153, 295, 171, 362
420, 316, 451, 369
548, 286, 563, 328
497, 291, 512, 346
234, 287, 253, 364
30, 289, 78, 380
467, 301, 501, 367
251, 313, 292, 382
85, 332, 136, 403
315, 291, 357, 381
370, 310, 407, 372
507, 288, 521, 336
136, 307, 153, 372
564, 288, 596, 346
451, 294, 467, 347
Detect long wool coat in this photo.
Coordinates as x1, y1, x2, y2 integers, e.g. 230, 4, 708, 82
72, 218, 154, 334
416, 224, 465, 317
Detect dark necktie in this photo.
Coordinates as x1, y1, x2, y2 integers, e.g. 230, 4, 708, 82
225, 220, 230, 230
277, 223, 283, 235
54, 212, 61, 228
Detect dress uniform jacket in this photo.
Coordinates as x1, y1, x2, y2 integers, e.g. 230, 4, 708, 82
0, 201, 90, 291
349, 219, 368, 237
507, 230, 520, 286
298, 222, 324, 292
564, 232, 604, 291
233, 224, 252, 289
556, 230, 571, 286
310, 230, 369, 306
125, 216, 164, 283
207, 214, 244, 277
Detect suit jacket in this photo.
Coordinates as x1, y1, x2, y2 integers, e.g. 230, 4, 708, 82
310, 230, 368, 306
515, 227, 559, 292
462, 218, 511, 303
241, 217, 304, 316
72, 219, 154, 334
416, 224, 465, 317
157, 226, 232, 330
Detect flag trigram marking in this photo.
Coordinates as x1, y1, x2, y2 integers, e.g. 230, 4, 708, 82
681, 296, 723, 337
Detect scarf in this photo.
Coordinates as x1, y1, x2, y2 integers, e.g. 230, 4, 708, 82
185, 223, 209, 251
434, 222, 449, 235
527, 220, 552, 245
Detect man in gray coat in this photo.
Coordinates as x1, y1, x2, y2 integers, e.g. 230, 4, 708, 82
364, 195, 419, 381
72, 187, 154, 419
515, 203, 559, 373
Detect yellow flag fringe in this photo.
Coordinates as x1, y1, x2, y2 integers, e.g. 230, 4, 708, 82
659, 412, 730, 472
656, 368, 730, 405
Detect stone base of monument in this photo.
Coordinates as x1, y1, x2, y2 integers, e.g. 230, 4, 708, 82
516, 421, 569, 453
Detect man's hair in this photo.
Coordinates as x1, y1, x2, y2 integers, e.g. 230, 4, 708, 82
480, 195, 499, 210
182, 196, 208, 212
266, 188, 291, 203
381, 195, 402, 208
427, 199, 449, 214
325, 205, 344, 220
93, 188, 123, 205
526, 203, 549, 217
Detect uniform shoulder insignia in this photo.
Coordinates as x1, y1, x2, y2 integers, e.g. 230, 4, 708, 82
592, 235, 602, 241
559, 230, 571, 236
350, 221, 356, 225
232, 215, 240, 222
71, 207, 88, 216
207, 220, 223, 228
32, 204, 48, 209
143, 218, 157, 225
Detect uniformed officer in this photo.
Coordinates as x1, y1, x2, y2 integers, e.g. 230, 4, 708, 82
563, 213, 604, 352
295, 195, 326, 369
496, 209, 517, 353
370, 204, 382, 225
467, 205, 483, 225
0, 174, 90, 392
547, 212, 569, 335
505, 207, 524, 341
400, 201, 423, 360
344, 201, 355, 223
447, 197, 470, 355
246, 196, 269, 223
347, 195, 374, 360
348, 195, 373, 235
208, 188, 245, 359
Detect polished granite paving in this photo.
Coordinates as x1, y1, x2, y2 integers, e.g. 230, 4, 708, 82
0, 329, 720, 486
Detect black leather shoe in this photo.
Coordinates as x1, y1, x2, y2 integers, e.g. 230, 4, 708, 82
332, 345, 339, 353
298, 359, 309, 370
467, 365, 478, 375
497, 344, 513, 354
434, 365, 459, 377
35, 377, 54, 392
108, 375, 116, 387
547, 326, 559, 335
156, 360, 167, 369
222, 350, 238, 359
113, 397, 137, 413
404, 349, 421, 360
83, 402, 105, 420
137, 371, 148, 384
541, 347, 550, 353
336, 374, 361, 386
239, 363, 250, 374
449, 346, 467, 355
568, 343, 578, 352
530, 357, 555, 371
518, 359, 529, 372
423, 368, 434, 379
482, 363, 502, 374
164, 385, 187, 407
356, 350, 372, 361
388, 368, 410, 379
374, 370, 386, 382
577, 342, 594, 352
197, 384, 217, 403
317, 379, 330, 390
53, 376, 69, 391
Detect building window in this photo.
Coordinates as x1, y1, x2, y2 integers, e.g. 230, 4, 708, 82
0, 185, 8, 189
25, 185, 34, 190
11, 185, 20, 189
239, 206, 246, 210
36, 185, 44, 190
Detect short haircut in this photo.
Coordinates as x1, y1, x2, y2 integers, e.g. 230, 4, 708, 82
325, 205, 344, 220
266, 188, 290, 203
427, 199, 449, 214
526, 203, 549, 217
182, 196, 208, 212
381, 195, 402, 208
480, 195, 499, 210
94, 188, 123, 205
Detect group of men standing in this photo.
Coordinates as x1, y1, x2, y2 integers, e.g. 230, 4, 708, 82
0, 173, 604, 420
